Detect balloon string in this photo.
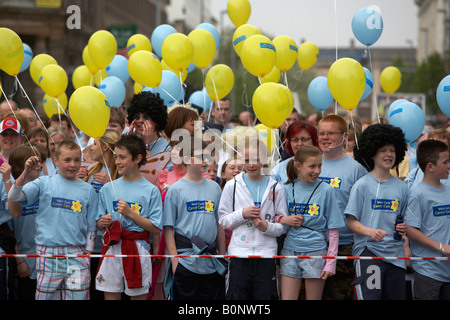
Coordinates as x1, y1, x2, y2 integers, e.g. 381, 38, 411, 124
367, 47, 380, 124
99, 143, 118, 201
206, 77, 242, 156
272, 128, 282, 164
284, 71, 289, 89
0, 82, 37, 157
201, 68, 206, 113
240, 70, 251, 116
53, 97, 84, 147
159, 87, 180, 105
333, 1, 339, 113
351, 112, 359, 150
334, 0, 338, 61
211, 76, 226, 129
9, 78, 18, 100
15, 76, 51, 134
178, 70, 185, 105
290, 69, 303, 92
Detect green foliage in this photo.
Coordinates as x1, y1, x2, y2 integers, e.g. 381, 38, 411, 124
393, 52, 447, 115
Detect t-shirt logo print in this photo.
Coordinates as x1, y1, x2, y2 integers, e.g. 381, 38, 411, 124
391, 199, 399, 212
205, 200, 214, 212
308, 203, 320, 216
131, 203, 141, 215
71, 200, 82, 212
329, 177, 341, 188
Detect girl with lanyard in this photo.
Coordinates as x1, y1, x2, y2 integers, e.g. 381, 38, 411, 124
279, 145, 344, 300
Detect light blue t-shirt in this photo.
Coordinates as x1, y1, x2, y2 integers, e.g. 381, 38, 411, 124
43, 157, 58, 176
344, 173, 409, 269
282, 179, 345, 253
0, 181, 10, 226
148, 137, 172, 171
319, 155, 367, 245
270, 157, 292, 185
406, 182, 450, 282
243, 174, 269, 207
97, 177, 163, 251
405, 167, 450, 190
12, 203, 39, 279
148, 137, 171, 155
162, 177, 222, 274
22, 174, 98, 247
86, 165, 112, 253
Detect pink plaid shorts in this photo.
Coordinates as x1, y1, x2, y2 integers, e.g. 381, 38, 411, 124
35, 245, 91, 300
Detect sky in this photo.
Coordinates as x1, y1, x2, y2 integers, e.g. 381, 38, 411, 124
210, 0, 418, 48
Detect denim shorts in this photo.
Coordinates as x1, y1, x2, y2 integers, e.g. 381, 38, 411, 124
280, 248, 327, 279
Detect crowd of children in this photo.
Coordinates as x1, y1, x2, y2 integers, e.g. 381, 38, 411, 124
0, 91, 449, 301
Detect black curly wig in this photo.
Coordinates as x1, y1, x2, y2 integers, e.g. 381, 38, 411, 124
127, 91, 168, 132
353, 123, 407, 172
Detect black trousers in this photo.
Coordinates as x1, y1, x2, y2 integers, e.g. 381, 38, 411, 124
172, 263, 225, 300
226, 258, 279, 300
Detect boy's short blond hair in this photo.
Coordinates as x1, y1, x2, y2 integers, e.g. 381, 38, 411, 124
55, 140, 81, 159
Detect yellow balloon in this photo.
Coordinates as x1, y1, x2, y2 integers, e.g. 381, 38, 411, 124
261, 66, 281, 84
134, 82, 143, 94
88, 30, 117, 69
380, 66, 402, 94
273, 35, 298, 72
39, 64, 68, 98
69, 86, 110, 139
188, 29, 216, 69
126, 34, 152, 56
205, 64, 234, 101
232, 24, 261, 57
72, 65, 92, 89
0, 28, 24, 76
227, 0, 251, 28
43, 92, 68, 118
254, 124, 276, 155
297, 41, 319, 70
128, 50, 162, 87
161, 60, 187, 82
282, 84, 295, 114
161, 33, 194, 71
252, 82, 292, 129
82, 46, 98, 74
327, 58, 365, 111
240, 35, 276, 78
30, 54, 57, 86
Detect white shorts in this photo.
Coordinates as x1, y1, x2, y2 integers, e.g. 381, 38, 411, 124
95, 240, 152, 296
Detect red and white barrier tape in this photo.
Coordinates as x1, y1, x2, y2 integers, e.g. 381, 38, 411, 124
1, 254, 450, 261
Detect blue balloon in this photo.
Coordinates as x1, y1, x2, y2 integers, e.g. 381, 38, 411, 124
98, 76, 126, 107
386, 99, 408, 119
151, 24, 177, 58
352, 7, 383, 46
19, 43, 33, 74
106, 55, 129, 83
388, 101, 425, 143
189, 88, 214, 111
307, 77, 334, 111
436, 75, 450, 118
196, 23, 220, 50
143, 70, 182, 106
360, 67, 374, 101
